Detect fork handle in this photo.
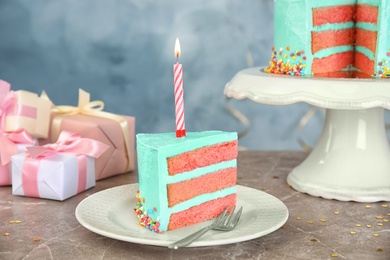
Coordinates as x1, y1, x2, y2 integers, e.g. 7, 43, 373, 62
168, 225, 213, 249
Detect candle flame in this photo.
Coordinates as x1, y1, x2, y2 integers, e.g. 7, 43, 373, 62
174, 38, 181, 60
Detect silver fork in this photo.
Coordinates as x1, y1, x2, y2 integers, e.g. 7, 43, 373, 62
168, 205, 243, 249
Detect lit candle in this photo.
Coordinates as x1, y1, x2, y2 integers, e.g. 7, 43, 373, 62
173, 38, 186, 138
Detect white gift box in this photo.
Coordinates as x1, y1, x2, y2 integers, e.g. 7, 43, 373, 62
12, 152, 95, 201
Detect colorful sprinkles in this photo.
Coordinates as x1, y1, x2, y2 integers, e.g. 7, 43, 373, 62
376, 48, 390, 78
265, 46, 307, 76
265, 46, 390, 78
134, 190, 163, 233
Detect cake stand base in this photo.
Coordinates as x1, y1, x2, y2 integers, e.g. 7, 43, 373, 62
287, 107, 390, 202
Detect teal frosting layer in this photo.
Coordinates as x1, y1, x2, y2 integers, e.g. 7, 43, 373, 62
358, 0, 382, 5
356, 22, 378, 31
312, 21, 355, 32
356, 46, 376, 59
314, 45, 354, 59
136, 131, 238, 232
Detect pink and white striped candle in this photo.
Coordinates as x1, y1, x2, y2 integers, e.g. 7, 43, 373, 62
173, 38, 186, 138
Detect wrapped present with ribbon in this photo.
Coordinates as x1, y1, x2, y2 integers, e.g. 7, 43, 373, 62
12, 131, 109, 200
0, 80, 51, 138
0, 129, 36, 186
39, 89, 135, 180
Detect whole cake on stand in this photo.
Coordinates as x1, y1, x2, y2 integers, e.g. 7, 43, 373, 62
224, 0, 390, 202
225, 68, 390, 202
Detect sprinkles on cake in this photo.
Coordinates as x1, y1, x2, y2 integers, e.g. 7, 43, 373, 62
376, 49, 390, 78
265, 46, 307, 76
134, 190, 163, 233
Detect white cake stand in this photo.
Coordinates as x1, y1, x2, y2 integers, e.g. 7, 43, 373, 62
224, 67, 390, 202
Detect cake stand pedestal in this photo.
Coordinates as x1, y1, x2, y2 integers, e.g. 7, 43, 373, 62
224, 67, 390, 202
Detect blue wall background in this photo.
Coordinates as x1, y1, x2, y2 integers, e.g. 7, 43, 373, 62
0, 0, 343, 150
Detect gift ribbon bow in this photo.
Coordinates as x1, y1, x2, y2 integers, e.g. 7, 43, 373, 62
41, 89, 132, 172
26, 131, 109, 159
23, 131, 109, 199
0, 129, 35, 166
0, 89, 16, 130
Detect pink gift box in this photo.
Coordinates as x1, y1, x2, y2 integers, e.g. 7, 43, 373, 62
12, 131, 108, 201
0, 129, 37, 186
39, 89, 135, 180
0, 80, 51, 138
49, 114, 135, 180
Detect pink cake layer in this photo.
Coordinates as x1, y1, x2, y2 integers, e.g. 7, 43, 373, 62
167, 141, 238, 176
355, 51, 375, 76
356, 28, 377, 54
356, 4, 378, 24
312, 5, 355, 27
312, 51, 354, 74
311, 28, 355, 54
167, 194, 236, 230
167, 167, 236, 207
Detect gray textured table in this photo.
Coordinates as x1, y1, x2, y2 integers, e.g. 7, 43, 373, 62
1, 151, 389, 259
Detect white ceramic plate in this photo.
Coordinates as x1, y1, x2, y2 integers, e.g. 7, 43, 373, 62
75, 184, 289, 247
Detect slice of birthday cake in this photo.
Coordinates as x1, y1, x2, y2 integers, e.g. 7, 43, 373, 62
135, 131, 238, 233
265, 0, 390, 77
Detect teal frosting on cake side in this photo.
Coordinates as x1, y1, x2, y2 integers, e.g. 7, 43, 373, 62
270, 0, 310, 75
135, 131, 237, 232
373, 0, 390, 77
